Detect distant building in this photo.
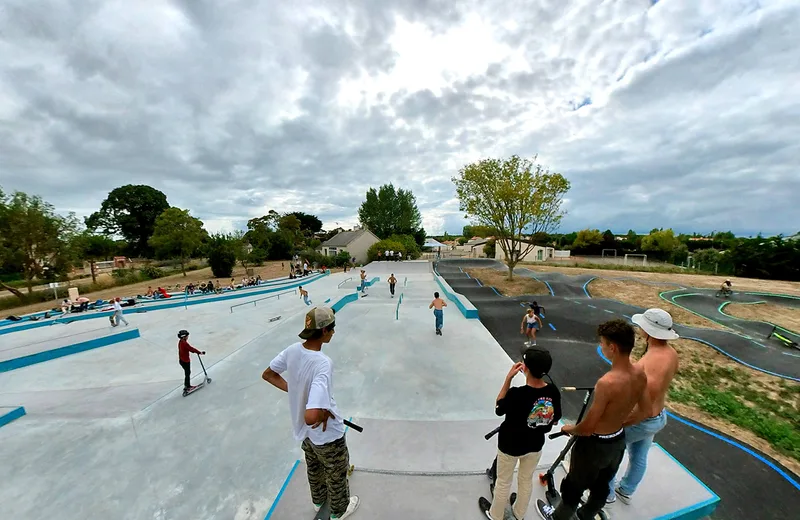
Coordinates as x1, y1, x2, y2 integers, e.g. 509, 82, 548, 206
319, 228, 380, 264
494, 239, 556, 262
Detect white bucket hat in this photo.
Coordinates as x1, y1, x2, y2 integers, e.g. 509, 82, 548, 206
631, 308, 679, 340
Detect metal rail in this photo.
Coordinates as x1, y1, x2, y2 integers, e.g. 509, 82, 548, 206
338, 277, 353, 288
229, 289, 297, 313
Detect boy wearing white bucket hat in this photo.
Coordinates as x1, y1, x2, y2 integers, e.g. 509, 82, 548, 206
608, 308, 680, 505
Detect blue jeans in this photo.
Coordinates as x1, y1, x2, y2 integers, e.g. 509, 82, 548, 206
608, 409, 667, 499
433, 309, 443, 330
304, 295, 311, 305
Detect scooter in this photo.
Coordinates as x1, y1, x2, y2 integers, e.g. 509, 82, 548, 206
538, 386, 609, 520
183, 353, 212, 397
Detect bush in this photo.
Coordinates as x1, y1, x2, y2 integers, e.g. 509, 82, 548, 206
207, 234, 237, 278
139, 266, 165, 280
333, 250, 351, 267
187, 265, 199, 272
367, 239, 407, 262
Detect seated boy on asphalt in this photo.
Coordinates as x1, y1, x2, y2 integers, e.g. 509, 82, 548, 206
536, 319, 648, 520
480, 348, 562, 520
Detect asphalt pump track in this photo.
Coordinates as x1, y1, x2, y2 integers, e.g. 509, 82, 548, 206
436, 259, 800, 520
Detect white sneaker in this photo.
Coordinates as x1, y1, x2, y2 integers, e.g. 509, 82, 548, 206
313, 503, 323, 512
331, 496, 360, 519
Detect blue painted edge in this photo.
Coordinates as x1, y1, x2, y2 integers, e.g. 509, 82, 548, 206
582, 277, 596, 297
263, 459, 301, 520
548, 323, 556, 331
490, 287, 502, 297
680, 335, 800, 382
0, 406, 26, 428
595, 345, 800, 492
433, 274, 479, 319
332, 292, 359, 313
0, 274, 328, 337
543, 281, 554, 296
0, 328, 141, 373
650, 444, 720, 520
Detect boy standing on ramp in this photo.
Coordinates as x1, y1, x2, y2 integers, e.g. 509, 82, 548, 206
262, 307, 360, 519
177, 330, 205, 392
359, 269, 367, 295
388, 273, 397, 298
607, 308, 679, 505
429, 292, 447, 335
480, 348, 562, 520
536, 319, 648, 520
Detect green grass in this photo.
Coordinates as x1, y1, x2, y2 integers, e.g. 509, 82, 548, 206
670, 364, 800, 462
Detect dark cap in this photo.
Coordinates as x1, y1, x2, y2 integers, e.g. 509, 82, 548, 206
522, 347, 552, 378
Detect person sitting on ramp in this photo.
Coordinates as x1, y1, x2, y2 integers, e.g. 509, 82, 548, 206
480, 348, 562, 520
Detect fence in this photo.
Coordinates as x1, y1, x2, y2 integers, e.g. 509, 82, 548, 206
230, 289, 297, 313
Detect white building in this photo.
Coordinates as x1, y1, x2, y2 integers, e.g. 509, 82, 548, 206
319, 228, 380, 264
494, 240, 556, 262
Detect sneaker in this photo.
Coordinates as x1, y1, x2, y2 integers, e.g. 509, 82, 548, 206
478, 496, 492, 519
605, 493, 616, 504
313, 503, 323, 512
536, 499, 555, 520
331, 496, 360, 519
615, 487, 632, 504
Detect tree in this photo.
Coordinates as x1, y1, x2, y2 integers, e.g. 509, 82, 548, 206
73, 232, 117, 283
206, 233, 238, 278
148, 208, 207, 276
571, 229, 604, 254
287, 211, 323, 234
0, 190, 78, 297
388, 234, 421, 259
358, 183, 425, 242
641, 229, 680, 260
483, 238, 496, 258
463, 225, 497, 239
367, 239, 408, 262
85, 185, 170, 257
452, 155, 570, 279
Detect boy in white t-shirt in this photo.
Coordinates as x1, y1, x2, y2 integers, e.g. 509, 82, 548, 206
262, 307, 360, 519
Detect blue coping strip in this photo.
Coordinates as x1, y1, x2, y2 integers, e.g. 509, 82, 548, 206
332, 292, 359, 313
475, 278, 483, 287
603, 309, 615, 314
0, 328, 141, 373
651, 444, 720, 519
595, 345, 800, 492
543, 280, 554, 296
0, 274, 327, 337
0, 406, 26, 428
518, 268, 554, 296
324, 298, 331, 304
783, 351, 800, 358
582, 277, 596, 297
433, 274, 479, 319
680, 336, 800, 382
548, 323, 556, 331
587, 305, 597, 309
263, 459, 301, 520
490, 287, 502, 297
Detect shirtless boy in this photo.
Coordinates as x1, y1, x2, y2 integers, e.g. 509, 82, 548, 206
536, 319, 648, 520
299, 286, 312, 306
388, 274, 397, 298
429, 292, 447, 336
607, 308, 679, 504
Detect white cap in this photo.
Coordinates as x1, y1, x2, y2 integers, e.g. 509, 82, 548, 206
631, 308, 679, 340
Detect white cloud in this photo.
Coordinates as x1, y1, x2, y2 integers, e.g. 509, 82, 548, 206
1, 0, 798, 239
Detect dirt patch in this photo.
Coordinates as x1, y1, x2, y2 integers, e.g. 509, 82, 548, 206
587, 278, 727, 330
1, 261, 295, 317
724, 302, 800, 334
521, 262, 800, 296
651, 337, 800, 475
463, 268, 549, 296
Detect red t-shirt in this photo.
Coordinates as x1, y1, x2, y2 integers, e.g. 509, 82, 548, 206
178, 338, 201, 362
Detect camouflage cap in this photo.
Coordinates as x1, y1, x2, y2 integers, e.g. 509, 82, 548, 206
299, 306, 336, 339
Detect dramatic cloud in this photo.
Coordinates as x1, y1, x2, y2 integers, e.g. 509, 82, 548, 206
1, 0, 798, 236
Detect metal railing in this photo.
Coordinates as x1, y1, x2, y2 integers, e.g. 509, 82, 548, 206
230, 289, 297, 313
338, 277, 353, 288
395, 293, 404, 320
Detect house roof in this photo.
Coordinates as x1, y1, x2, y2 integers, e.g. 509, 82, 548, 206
322, 229, 373, 247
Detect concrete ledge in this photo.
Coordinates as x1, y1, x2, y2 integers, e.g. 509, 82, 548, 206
433, 274, 479, 319
0, 273, 327, 337
0, 328, 141, 373
0, 406, 26, 428
332, 293, 359, 313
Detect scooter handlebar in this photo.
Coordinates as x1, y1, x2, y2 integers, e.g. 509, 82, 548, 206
485, 426, 501, 440
548, 431, 568, 440
344, 419, 363, 433
561, 386, 595, 392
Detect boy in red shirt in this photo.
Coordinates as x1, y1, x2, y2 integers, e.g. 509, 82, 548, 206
178, 330, 205, 390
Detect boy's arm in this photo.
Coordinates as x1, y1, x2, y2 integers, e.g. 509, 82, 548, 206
495, 363, 523, 414
563, 379, 610, 436
261, 367, 288, 392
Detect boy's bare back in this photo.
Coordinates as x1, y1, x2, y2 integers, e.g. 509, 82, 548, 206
593, 364, 647, 435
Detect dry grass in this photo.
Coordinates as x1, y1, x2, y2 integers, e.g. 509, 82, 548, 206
464, 268, 549, 296
724, 302, 800, 334
2, 261, 292, 317
521, 263, 800, 296
643, 337, 800, 475
588, 278, 727, 330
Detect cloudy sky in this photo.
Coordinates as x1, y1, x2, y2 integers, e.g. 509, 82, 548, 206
1, 0, 798, 238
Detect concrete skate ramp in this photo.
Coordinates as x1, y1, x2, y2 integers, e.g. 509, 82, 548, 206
363, 259, 432, 275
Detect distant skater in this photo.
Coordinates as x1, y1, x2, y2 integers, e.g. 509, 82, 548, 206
359, 269, 367, 295
531, 301, 545, 318
388, 274, 397, 298
300, 286, 312, 305
429, 292, 447, 335
111, 297, 129, 327
177, 330, 205, 392
521, 307, 543, 346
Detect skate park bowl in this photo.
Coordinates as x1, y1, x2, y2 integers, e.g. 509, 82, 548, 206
0, 263, 722, 519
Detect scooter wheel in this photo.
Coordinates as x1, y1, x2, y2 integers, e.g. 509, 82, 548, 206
207, 378, 212, 383
538, 473, 547, 485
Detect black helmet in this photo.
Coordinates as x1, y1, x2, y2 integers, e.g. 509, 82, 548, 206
177, 330, 190, 339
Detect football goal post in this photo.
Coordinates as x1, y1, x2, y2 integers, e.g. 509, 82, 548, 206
601, 249, 617, 257
624, 254, 648, 266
